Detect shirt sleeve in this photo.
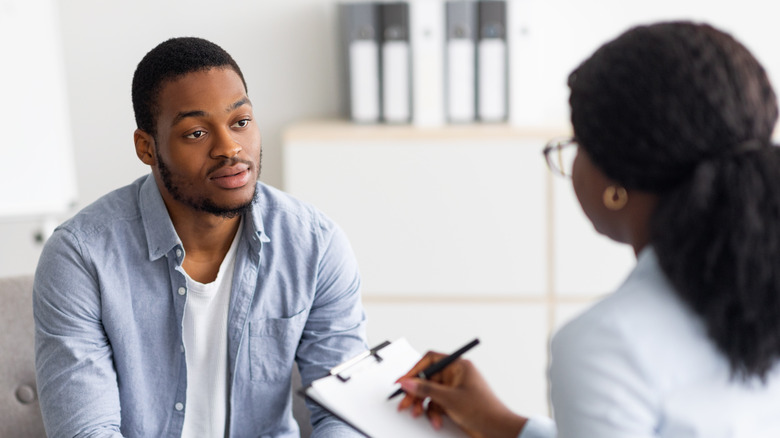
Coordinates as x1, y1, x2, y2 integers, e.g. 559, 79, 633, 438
33, 228, 124, 438
295, 222, 369, 437
518, 415, 557, 438
549, 314, 657, 438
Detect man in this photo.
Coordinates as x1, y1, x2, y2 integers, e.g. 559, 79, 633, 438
34, 37, 368, 437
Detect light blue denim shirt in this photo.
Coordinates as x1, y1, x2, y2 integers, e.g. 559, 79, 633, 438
33, 174, 368, 438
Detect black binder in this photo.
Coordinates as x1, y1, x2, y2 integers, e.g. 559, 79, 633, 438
380, 2, 412, 123
445, 0, 478, 122
340, 2, 382, 123
476, 0, 507, 121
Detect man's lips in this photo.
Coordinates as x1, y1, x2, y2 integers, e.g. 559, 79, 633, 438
210, 163, 250, 179
209, 163, 251, 189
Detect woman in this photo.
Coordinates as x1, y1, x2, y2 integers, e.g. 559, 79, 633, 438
397, 21, 780, 437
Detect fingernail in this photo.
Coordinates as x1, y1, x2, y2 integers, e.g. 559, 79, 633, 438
399, 379, 418, 393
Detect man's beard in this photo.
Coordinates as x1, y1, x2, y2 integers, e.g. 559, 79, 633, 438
155, 149, 261, 219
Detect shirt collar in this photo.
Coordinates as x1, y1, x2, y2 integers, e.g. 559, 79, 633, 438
636, 245, 657, 266
631, 245, 662, 282
139, 174, 270, 261
245, 188, 271, 249
140, 174, 180, 261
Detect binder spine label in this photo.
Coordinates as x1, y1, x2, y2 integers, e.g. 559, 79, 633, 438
382, 40, 411, 122
447, 39, 476, 122
477, 38, 506, 121
349, 40, 380, 122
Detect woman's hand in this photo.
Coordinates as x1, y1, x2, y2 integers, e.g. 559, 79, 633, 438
395, 351, 527, 438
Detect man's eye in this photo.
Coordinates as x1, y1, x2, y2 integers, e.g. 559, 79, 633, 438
186, 130, 205, 139
233, 119, 250, 128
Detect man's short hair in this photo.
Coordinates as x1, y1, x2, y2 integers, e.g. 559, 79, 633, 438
131, 37, 247, 138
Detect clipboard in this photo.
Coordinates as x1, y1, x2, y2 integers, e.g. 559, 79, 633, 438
300, 338, 468, 437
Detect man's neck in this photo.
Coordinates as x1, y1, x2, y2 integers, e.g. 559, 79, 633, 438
182, 218, 241, 284
171, 209, 242, 284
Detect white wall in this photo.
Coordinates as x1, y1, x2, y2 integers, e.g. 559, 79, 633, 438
512, 0, 780, 128
3, 0, 780, 276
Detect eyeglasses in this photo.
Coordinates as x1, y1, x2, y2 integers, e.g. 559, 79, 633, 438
543, 137, 578, 178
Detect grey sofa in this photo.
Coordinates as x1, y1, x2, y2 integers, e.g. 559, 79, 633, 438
0, 275, 45, 438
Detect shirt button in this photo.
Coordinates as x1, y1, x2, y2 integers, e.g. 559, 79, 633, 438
177, 287, 186, 296
175, 249, 182, 258
175, 402, 184, 411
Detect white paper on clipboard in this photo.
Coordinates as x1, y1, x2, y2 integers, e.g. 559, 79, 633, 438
302, 338, 468, 438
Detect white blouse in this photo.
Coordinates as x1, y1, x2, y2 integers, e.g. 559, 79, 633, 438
521, 247, 780, 438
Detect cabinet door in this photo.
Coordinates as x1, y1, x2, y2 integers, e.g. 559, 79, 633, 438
284, 137, 548, 297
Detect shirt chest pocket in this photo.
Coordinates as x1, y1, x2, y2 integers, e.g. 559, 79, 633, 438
248, 309, 307, 382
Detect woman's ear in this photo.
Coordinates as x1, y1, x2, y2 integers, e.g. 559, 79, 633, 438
602, 185, 629, 211
134, 129, 156, 166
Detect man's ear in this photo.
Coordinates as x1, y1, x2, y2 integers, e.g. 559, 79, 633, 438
134, 129, 156, 166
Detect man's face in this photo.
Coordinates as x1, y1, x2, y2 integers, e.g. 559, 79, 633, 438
151, 67, 261, 218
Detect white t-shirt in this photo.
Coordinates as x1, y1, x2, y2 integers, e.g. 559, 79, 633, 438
521, 247, 780, 438
180, 222, 242, 438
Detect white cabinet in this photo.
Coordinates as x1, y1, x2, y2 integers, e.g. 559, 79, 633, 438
284, 124, 548, 296
282, 120, 635, 415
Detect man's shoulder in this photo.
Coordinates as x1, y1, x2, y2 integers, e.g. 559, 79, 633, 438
253, 182, 335, 232
58, 177, 146, 238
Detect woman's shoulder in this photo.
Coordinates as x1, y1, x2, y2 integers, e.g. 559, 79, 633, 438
559, 248, 697, 336
551, 252, 780, 437
552, 247, 723, 390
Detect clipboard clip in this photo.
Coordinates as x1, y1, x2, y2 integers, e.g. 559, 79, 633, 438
328, 340, 391, 382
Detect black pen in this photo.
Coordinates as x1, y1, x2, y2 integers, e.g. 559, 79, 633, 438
387, 338, 480, 400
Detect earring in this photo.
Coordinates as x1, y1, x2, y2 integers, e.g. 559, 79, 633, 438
603, 186, 628, 211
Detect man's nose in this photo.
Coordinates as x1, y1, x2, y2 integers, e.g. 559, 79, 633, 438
211, 128, 241, 159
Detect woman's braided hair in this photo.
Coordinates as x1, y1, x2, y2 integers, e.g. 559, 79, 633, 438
569, 21, 780, 380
